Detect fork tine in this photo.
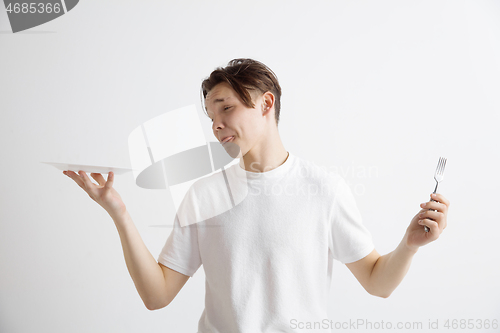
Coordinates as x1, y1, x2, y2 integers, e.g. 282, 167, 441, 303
436, 157, 447, 176
435, 157, 443, 175
439, 157, 446, 175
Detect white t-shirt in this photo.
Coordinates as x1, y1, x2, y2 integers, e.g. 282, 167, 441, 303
158, 152, 374, 333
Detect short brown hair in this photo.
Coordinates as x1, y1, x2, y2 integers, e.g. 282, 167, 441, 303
200, 58, 282, 126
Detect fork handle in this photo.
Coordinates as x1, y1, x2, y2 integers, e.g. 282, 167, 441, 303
433, 181, 439, 194
424, 186, 439, 232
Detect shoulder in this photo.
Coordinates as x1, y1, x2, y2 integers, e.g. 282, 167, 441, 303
176, 164, 239, 226
293, 155, 346, 190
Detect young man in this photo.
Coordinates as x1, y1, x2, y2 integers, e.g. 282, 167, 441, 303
63, 58, 450, 332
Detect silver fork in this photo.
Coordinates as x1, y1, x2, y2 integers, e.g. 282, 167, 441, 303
424, 157, 447, 232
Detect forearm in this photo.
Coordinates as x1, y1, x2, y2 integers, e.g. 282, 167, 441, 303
113, 210, 167, 309
369, 235, 418, 298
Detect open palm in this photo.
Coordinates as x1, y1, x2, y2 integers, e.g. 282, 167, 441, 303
63, 171, 127, 220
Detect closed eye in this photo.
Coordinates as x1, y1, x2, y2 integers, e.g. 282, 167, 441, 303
210, 107, 231, 122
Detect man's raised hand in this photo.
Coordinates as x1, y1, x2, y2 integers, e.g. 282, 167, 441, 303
63, 171, 127, 220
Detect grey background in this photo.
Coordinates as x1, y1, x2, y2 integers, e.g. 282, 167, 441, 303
1, 0, 499, 332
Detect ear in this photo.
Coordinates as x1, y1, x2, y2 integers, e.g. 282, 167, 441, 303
261, 91, 275, 115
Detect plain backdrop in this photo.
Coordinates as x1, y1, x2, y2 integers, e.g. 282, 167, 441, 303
1, 1, 499, 332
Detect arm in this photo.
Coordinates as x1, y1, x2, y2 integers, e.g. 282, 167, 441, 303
114, 211, 190, 310
346, 240, 417, 298
346, 193, 450, 298
63, 170, 189, 310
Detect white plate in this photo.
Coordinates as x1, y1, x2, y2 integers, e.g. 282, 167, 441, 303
41, 161, 135, 175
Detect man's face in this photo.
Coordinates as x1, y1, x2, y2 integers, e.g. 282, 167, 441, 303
205, 82, 268, 157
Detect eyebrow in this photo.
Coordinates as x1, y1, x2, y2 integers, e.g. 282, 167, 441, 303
212, 97, 231, 104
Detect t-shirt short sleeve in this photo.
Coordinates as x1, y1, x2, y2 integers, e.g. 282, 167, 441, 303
157, 187, 202, 277
329, 177, 375, 264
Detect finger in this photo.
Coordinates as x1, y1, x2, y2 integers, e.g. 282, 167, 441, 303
430, 193, 450, 207
64, 171, 86, 189
91, 173, 106, 186
78, 171, 95, 190
104, 171, 114, 188
418, 218, 439, 234
420, 200, 447, 213
419, 209, 444, 223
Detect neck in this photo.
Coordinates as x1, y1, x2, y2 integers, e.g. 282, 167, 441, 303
239, 129, 288, 173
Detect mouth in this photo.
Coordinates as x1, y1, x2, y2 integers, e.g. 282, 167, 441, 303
221, 136, 234, 145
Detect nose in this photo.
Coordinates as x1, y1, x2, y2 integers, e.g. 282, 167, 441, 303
212, 115, 224, 135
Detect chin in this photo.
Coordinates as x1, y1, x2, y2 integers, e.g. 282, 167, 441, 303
222, 141, 242, 159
